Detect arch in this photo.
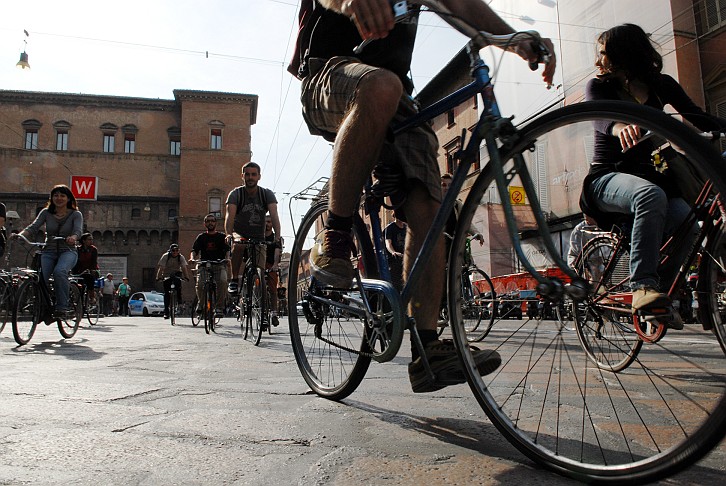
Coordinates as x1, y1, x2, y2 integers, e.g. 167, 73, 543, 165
22, 119, 42, 129
127, 230, 138, 245
99, 122, 118, 132
138, 230, 150, 245
53, 120, 72, 129
102, 230, 113, 244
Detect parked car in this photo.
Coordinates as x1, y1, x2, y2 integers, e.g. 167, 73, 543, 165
128, 292, 165, 317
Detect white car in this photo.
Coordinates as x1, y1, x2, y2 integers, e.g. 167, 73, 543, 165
128, 292, 165, 317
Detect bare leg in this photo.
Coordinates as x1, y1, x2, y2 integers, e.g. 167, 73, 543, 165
402, 183, 444, 332
328, 70, 403, 218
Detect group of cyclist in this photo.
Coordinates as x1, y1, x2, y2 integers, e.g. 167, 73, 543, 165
154, 161, 284, 325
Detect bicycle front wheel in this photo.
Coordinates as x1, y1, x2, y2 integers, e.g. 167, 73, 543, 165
13, 279, 41, 345
449, 101, 726, 483
169, 291, 176, 326
246, 267, 264, 346
462, 268, 496, 342
287, 200, 377, 400
58, 284, 82, 339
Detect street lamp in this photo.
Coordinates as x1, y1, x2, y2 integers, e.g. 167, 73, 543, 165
16, 30, 30, 70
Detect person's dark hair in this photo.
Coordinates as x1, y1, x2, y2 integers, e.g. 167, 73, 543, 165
441, 173, 453, 180
597, 23, 662, 83
242, 162, 261, 174
80, 233, 93, 244
46, 184, 78, 213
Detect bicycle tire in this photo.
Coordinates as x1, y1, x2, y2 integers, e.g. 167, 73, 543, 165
169, 289, 176, 326
12, 279, 40, 346
0, 278, 11, 334
266, 287, 274, 335
203, 283, 212, 334
58, 284, 82, 339
209, 285, 217, 333
463, 268, 497, 342
698, 201, 726, 355
573, 235, 643, 372
246, 267, 263, 346
448, 101, 726, 483
191, 296, 201, 327
287, 200, 376, 400
85, 291, 100, 326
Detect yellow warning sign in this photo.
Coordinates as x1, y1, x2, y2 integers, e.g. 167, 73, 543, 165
509, 186, 526, 205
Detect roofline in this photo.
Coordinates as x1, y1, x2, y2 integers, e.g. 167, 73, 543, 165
173, 89, 259, 125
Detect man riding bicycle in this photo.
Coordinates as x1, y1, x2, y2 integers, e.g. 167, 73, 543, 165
224, 162, 282, 294
190, 214, 231, 318
155, 243, 191, 319
288, 0, 555, 392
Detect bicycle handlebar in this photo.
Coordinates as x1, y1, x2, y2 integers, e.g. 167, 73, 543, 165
357, 0, 552, 68
190, 259, 228, 266
231, 238, 277, 247
12, 233, 67, 247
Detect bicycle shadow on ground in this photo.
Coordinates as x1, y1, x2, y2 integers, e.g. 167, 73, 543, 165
11, 338, 106, 361
343, 399, 726, 484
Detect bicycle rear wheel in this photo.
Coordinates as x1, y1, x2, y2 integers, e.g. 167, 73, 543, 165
13, 279, 41, 345
573, 235, 642, 372
246, 267, 264, 346
203, 283, 213, 334
58, 284, 82, 338
462, 268, 496, 342
287, 200, 377, 400
0, 277, 11, 334
449, 101, 726, 483
85, 292, 100, 326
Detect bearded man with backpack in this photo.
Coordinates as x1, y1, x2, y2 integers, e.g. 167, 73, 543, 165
224, 162, 282, 292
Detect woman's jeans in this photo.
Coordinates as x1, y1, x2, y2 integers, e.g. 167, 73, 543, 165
590, 172, 697, 291
41, 250, 78, 311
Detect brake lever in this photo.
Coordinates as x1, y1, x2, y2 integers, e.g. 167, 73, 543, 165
528, 40, 551, 71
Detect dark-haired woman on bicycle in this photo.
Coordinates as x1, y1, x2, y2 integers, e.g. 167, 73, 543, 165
13, 184, 83, 317
581, 23, 726, 324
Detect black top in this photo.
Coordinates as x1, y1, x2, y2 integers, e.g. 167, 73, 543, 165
265, 232, 282, 265
192, 232, 230, 261
289, 0, 420, 93
384, 222, 406, 255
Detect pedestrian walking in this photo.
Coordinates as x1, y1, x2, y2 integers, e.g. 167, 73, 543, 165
102, 273, 115, 317
117, 277, 132, 316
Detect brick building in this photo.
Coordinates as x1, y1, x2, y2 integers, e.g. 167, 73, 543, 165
0, 89, 258, 301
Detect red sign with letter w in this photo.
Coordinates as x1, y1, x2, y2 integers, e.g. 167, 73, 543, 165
70, 176, 98, 201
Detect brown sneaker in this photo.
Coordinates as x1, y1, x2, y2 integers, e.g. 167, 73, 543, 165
631, 287, 670, 313
408, 339, 501, 393
309, 229, 356, 288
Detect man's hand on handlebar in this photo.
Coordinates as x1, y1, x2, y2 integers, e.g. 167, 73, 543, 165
340, 0, 397, 42
511, 35, 556, 88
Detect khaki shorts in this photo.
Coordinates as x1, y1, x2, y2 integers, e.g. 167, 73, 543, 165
301, 56, 441, 205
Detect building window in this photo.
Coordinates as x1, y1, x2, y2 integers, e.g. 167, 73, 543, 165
209, 196, 222, 218
697, 0, 726, 34
124, 134, 135, 154
24, 130, 38, 150
168, 126, 181, 155
103, 134, 115, 153
21, 119, 42, 150
443, 138, 460, 175
447, 109, 455, 127
168, 209, 177, 221
53, 121, 71, 151
131, 208, 141, 219
56, 131, 68, 151
210, 129, 222, 150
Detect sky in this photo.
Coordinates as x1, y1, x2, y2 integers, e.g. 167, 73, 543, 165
0, 0, 568, 239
